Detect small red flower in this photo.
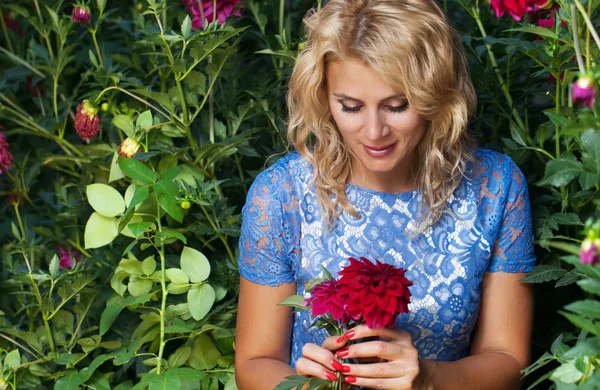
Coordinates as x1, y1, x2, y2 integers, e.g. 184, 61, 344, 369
572, 76, 597, 108
337, 257, 413, 329
0, 128, 13, 175
74, 100, 101, 143
580, 239, 600, 266
181, 0, 243, 29
58, 246, 81, 270
3, 12, 23, 36
304, 279, 348, 323
72, 5, 91, 25
26, 76, 45, 97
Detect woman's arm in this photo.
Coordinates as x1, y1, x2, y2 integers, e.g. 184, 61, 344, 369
418, 272, 534, 390
235, 277, 298, 390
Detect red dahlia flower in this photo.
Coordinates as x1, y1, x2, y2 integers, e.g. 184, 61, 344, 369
72, 5, 91, 25
491, 0, 555, 21
337, 257, 413, 329
580, 239, 600, 266
58, 246, 81, 270
74, 100, 101, 143
181, 0, 243, 29
304, 279, 348, 323
0, 128, 13, 175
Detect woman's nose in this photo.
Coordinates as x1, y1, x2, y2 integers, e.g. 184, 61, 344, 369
364, 110, 390, 141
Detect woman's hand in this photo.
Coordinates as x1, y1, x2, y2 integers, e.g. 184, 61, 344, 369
334, 324, 422, 389
295, 333, 349, 382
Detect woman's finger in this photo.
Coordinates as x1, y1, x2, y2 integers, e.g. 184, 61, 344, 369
342, 361, 414, 378
322, 334, 347, 351
344, 324, 413, 345
335, 340, 418, 361
343, 375, 415, 390
295, 357, 340, 381
301, 343, 337, 370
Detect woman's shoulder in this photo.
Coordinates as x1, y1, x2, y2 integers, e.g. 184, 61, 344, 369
470, 147, 524, 182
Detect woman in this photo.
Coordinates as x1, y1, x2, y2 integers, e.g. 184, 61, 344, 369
235, 0, 535, 389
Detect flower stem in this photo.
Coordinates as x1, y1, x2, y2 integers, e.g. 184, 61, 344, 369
571, 5, 586, 74
0, 9, 15, 54
90, 29, 104, 69
33, 0, 54, 58
52, 74, 59, 123
572, 0, 600, 52
279, 0, 285, 68
471, 6, 528, 139
156, 201, 168, 375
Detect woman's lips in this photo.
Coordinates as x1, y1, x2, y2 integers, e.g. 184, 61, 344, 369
363, 142, 397, 157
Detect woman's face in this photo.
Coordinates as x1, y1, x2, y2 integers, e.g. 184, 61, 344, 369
326, 57, 428, 192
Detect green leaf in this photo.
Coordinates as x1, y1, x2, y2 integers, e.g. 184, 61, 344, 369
84, 212, 119, 249
182, 15, 192, 39
277, 294, 307, 310
320, 265, 333, 280
564, 300, 600, 319
11, 222, 21, 240
100, 303, 124, 336
87, 371, 110, 390
127, 222, 153, 238
49, 254, 59, 279
168, 283, 191, 295
520, 265, 567, 283
188, 284, 215, 321
79, 354, 111, 382
169, 346, 192, 368
560, 311, 599, 335
555, 270, 581, 287
109, 152, 126, 183
551, 361, 583, 384
153, 180, 184, 222
55, 353, 75, 365
96, 0, 107, 13
582, 129, 600, 175
506, 26, 558, 40
156, 231, 187, 244
120, 259, 143, 275
539, 155, 584, 187
54, 373, 84, 390
111, 270, 128, 296
510, 121, 527, 146
136, 110, 153, 130
167, 268, 189, 284
577, 279, 600, 296
4, 349, 20, 370
188, 334, 220, 371
89, 49, 99, 68
118, 157, 158, 184
87, 184, 126, 217
112, 115, 135, 138
128, 278, 153, 298
181, 246, 210, 283
142, 256, 157, 276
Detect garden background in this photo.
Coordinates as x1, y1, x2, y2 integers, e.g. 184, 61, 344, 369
0, 0, 599, 389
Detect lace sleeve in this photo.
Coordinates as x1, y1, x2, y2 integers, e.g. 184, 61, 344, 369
237, 166, 296, 286
487, 158, 536, 273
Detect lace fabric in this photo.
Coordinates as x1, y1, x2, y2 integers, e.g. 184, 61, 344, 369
238, 148, 536, 368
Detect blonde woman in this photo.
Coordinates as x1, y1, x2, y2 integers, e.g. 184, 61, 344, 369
235, 0, 535, 389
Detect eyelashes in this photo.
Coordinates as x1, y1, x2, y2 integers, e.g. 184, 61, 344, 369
340, 103, 409, 114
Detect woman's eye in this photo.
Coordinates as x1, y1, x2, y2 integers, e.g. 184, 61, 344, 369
341, 105, 362, 113
386, 103, 409, 113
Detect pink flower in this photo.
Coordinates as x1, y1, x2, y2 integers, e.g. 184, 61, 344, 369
572, 76, 597, 108
0, 128, 13, 175
580, 239, 600, 266
72, 5, 91, 25
181, 0, 243, 29
74, 100, 101, 143
491, 0, 555, 21
58, 246, 81, 270
304, 279, 349, 323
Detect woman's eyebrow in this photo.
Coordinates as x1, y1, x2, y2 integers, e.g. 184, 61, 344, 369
332, 93, 406, 102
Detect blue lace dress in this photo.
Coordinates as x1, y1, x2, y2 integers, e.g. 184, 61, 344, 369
238, 148, 536, 368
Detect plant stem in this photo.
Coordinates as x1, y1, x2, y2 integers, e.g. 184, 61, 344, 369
209, 56, 214, 143
279, 0, 285, 69
471, 6, 528, 139
571, 5, 586, 74
33, 0, 54, 58
0, 9, 15, 53
156, 202, 168, 375
585, 0, 591, 69
96, 86, 172, 120
572, 0, 600, 51
90, 29, 105, 69
0, 47, 46, 78
52, 74, 59, 123
199, 205, 236, 265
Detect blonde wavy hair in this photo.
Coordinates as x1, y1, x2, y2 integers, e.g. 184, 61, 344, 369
287, 0, 477, 232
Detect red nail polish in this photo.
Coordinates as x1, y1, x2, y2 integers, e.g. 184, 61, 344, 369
342, 365, 351, 373
344, 375, 357, 383
336, 336, 345, 344
336, 348, 349, 358
344, 329, 355, 339
331, 359, 344, 371
324, 370, 338, 381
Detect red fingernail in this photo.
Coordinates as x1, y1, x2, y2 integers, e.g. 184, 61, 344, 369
344, 375, 357, 383
344, 330, 355, 339
330, 359, 344, 371
336, 336, 345, 344
342, 365, 351, 373
324, 370, 338, 381
336, 348, 349, 358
